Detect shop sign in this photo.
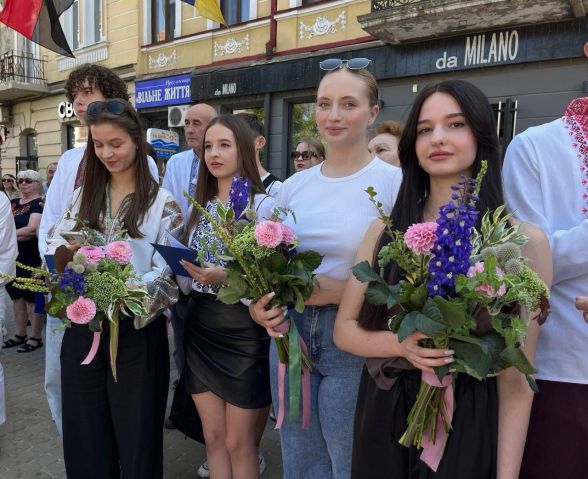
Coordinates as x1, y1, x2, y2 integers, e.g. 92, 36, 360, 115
135, 74, 191, 109
146, 128, 180, 161
58, 101, 75, 119
214, 82, 237, 96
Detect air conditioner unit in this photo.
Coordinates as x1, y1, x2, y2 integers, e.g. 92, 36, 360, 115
0, 106, 11, 125
168, 105, 190, 128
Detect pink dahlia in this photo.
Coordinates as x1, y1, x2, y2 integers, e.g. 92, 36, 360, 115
254, 221, 283, 248
280, 223, 295, 245
78, 245, 105, 264
404, 222, 438, 254
66, 297, 96, 324
467, 262, 507, 298
105, 240, 133, 264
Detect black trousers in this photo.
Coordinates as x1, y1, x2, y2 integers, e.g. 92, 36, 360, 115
61, 316, 169, 479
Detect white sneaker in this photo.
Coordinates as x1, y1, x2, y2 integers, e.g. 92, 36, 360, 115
197, 454, 266, 478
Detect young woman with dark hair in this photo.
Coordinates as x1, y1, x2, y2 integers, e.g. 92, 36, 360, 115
47, 99, 183, 479
179, 114, 273, 479
333, 80, 552, 478
249, 62, 402, 478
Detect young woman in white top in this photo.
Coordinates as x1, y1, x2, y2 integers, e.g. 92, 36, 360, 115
180, 114, 273, 479
47, 99, 182, 479
250, 59, 402, 478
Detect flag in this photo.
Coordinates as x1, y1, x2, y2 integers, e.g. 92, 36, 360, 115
0, 0, 75, 58
181, 0, 226, 26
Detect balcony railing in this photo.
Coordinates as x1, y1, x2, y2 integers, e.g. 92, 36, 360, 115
0, 51, 47, 85
372, 0, 425, 9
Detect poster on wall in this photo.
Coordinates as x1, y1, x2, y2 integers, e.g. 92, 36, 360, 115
147, 128, 180, 162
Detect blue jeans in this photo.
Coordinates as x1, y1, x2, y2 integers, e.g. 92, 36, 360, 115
270, 305, 364, 479
45, 314, 65, 437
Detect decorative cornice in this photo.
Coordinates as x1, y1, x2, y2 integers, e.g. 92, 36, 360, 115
299, 11, 346, 40
57, 42, 109, 72
214, 35, 251, 57
148, 49, 177, 69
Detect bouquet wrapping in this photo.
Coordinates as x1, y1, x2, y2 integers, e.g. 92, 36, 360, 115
184, 177, 322, 428
352, 162, 549, 471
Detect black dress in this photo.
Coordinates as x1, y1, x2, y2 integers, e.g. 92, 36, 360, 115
352, 367, 497, 479
6, 197, 43, 303
184, 291, 271, 409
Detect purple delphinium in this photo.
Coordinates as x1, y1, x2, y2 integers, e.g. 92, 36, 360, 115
59, 268, 86, 296
229, 176, 251, 220
427, 175, 479, 297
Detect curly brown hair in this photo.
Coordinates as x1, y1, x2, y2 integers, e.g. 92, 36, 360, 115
64, 64, 129, 103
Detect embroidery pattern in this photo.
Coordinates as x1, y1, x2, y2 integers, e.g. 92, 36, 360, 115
563, 98, 588, 215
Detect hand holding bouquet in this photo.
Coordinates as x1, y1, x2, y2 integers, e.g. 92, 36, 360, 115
184, 177, 322, 428
352, 162, 549, 471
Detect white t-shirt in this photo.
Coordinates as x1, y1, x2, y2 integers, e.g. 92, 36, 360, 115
162, 148, 199, 221
275, 158, 402, 281
503, 109, 588, 384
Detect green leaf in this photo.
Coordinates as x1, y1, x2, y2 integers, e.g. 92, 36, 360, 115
293, 250, 323, 271
408, 283, 428, 310
525, 374, 539, 393
414, 309, 447, 337
124, 300, 147, 317
293, 286, 305, 313
397, 311, 418, 342
500, 347, 536, 375
365, 283, 395, 306
433, 364, 450, 383
433, 296, 467, 328
388, 310, 406, 333
352, 261, 384, 284
448, 339, 491, 380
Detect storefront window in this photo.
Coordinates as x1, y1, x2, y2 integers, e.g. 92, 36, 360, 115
66, 125, 88, 150
288, 101, 320, 177
492, 99, 517, 160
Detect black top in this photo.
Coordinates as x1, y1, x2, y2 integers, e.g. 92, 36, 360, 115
11, 197, 43, 266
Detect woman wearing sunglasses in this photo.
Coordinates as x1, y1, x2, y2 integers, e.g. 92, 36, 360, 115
250, 58, 402, 478
2, 170, 44, 352
1, 174, 21, 200
46, 99, 182, 479
291, 137, 325, 172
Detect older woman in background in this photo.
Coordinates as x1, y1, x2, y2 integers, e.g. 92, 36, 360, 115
368, 120, 403, 167
2, 170, 44, 353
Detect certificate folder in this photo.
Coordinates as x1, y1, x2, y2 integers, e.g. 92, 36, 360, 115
152, 243, 200, 277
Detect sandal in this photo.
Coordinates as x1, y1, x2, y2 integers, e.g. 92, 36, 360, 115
2, 334, 27, 348
17, 337, 43, 353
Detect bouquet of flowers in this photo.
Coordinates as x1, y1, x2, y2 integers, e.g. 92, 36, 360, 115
184, 177, 322, 428
352, 162, 549, 471
2, 240, 149, 381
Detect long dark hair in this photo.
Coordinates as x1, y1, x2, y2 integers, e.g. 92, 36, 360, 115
358, 80, 504, 331
76, 99, 157, 238
183, 114, 266, 241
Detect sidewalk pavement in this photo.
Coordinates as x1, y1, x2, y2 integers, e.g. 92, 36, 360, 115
0, 296, 283, 478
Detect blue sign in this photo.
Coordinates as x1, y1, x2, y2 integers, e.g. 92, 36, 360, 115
147, 128, 180, 161
135, 74, 191, 109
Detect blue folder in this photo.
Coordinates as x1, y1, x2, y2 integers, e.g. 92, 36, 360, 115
151, 243, 200, 277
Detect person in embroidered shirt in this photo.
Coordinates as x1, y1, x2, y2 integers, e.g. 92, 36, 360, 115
38, 64, 160, 438
502, 42, 588, 479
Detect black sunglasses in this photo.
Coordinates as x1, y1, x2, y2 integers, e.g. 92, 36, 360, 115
17, 178, 35, 184
2, 178, 14, 183
291, 150, 318, 160
87, 99, 130, 117
319, 58, 372, 71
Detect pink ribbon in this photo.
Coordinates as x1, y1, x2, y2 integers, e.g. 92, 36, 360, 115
273, 320, 312, 430
419, 371, 454, 472
81, 331, 101, 366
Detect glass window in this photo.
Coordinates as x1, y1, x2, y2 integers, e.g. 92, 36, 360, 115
221, 0, 250, 26
62, 0, 105, 50
151, 0, 176, 42
66, 125, 88, 150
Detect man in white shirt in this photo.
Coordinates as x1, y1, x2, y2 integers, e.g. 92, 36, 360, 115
39, 64, 159, 437
0, 193, 18, 425
502, 45, 588, 477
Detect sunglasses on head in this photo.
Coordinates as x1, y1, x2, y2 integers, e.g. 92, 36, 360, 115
319, 58, 372, 71
17, 178, 35, 184
87, 99, 130, 117
2, 178, 14, 183
291, 150, 318, 160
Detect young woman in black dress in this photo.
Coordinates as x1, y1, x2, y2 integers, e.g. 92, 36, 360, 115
334, 80, 552, 478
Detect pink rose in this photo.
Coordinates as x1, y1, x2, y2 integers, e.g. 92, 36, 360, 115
280, 223, 295, 245
404, 222, 438, 254
467, 262, 507, 298
78, 246, 105, 264
66, 297, 96, 324
254, 221, 283, 248
105, 241, 133, 264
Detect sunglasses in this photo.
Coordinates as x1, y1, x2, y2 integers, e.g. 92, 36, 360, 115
319, 58, 372, 71
87, 99, 130, 117
17, 178, 36, 184
291, 150, 318, 160
2, 178, 14, 183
